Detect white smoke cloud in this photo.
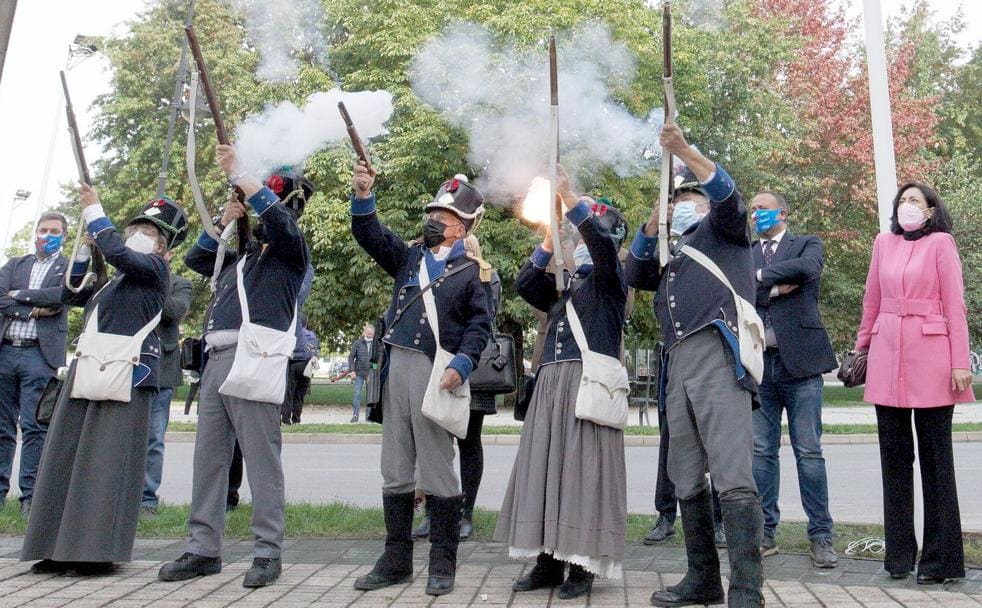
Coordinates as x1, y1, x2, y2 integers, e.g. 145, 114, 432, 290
409, 22, 663, 201
225, 0, 331, 83
234, 89, 393, 176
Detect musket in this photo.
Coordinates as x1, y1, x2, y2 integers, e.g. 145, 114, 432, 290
548, 35, 564, 292
184, 23, 249, 256
337, 101, 372, 169
657, 1, 677, 267
60, 70, 108, 294
156, 0, 196, 198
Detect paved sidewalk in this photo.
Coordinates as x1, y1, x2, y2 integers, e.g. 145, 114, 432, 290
0, 538, 980, 607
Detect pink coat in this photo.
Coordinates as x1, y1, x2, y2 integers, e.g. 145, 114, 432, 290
855, 231, 976, 407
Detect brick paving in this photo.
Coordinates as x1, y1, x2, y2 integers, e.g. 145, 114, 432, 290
0, 538, 980, 607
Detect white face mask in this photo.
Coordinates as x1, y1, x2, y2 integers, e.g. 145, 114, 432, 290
573, 242, 593, 268
125, 231, 158, 254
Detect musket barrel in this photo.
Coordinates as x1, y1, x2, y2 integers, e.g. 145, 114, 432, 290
184, 25, 229, 145
61, 71, 91, 185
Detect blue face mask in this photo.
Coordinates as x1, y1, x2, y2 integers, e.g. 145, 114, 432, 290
671, 202, 704, 236
753, 208, 783, 234
573, 243, 593, 268
36, 234, 63, 255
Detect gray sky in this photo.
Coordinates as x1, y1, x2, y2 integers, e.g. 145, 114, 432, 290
0, 0, 978, 260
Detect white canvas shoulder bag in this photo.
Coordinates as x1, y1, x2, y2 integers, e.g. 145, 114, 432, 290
419, 257, 471, 439
71, 302, 162, 403
678, 244, 764, 384
564, 300, 630, 430
218, 255, 297, 405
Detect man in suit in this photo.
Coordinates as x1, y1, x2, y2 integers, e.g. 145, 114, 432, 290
141, 257, 193, 518
750, 191, 839, 568
0, 212, 70, 517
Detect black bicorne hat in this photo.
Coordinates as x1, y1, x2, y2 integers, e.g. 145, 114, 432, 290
265, 167, 315, 217
424, 174, 485, 233
128, 196, 189, 250
674, 166, 708, 199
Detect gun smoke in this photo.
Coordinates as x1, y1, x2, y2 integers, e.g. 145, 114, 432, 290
409, 22, 664, 201
225, 0, 331, 83
234, 89, 393, 177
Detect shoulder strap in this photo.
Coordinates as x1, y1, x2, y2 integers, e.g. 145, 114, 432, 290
234, 255, 250, 324
83, 302, 162, 343
390, 257, 476, 327
564, 299, 591, 356
418, 257, 441, 341
678, 244, 738, 299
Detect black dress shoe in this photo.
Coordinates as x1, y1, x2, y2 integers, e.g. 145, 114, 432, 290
426, 574, 455, 595
916, 573, 946, 585
459, 516, 473, 541
70, 562, 114, 577
650, 589, 726, 607
30, 560, 71, 574
243, 557, 281, 588
158, 552, 222, 581
513, 554, 565, 592
888, 571, 910, 580
643, 515, 676, 545
353, 570, 412, 590
557, 565, 594, 600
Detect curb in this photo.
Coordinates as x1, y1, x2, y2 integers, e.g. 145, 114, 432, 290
164, 431, 982, 446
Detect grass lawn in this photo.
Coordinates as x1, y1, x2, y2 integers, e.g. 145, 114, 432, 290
165, 421, 982, 436
1, 502, 977, 567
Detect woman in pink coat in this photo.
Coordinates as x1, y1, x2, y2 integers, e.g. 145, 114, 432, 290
855, 182, 975, 585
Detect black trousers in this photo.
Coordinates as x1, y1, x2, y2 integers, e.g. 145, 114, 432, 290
875, 405, 964, 578
655, 407, 723, 524
282, 359, 311, 424
457, 411, 486, 515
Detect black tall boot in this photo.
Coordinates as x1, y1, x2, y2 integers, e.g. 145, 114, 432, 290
354, 492, 415, 590
719, 496, 765, 608
651, 489, 725, 607
426, 494, 463, 596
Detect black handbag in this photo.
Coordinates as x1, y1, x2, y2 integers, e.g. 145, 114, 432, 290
469, 333, 518, 395
837, 350, 868, 388
35, 376, 64, 425
180, 337, 203, 372
514, 373, 536, 421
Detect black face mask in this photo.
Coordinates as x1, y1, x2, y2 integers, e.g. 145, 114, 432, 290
422, 219, 448, 249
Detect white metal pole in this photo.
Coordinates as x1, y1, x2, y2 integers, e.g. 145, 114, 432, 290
862, 0, 898, 234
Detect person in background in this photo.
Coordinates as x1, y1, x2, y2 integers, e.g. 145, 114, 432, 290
141, 259, 193, 519
285, 318, 319, 424
854, 181, 975, 585
0, 212, 69, 518
750, 191, 838, 567
22, 187, 186, 575
413, 235, 500, 542
347, 323, 374, 423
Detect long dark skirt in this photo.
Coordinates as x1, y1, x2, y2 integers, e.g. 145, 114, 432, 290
21, 367, 152, 564
493, 361, 627, 578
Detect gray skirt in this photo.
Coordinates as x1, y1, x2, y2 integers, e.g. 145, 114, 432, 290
493, 360, 627, 578
21, 364, 152, 563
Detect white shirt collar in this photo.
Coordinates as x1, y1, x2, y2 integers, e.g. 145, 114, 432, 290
763, 228, 787, 247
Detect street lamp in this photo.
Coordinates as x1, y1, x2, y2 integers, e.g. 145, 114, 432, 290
3, 189, 32, 258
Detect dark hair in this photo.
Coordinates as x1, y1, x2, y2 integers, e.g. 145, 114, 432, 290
36, 211, 68, 234
889, 182, 953, 235
756, 191, 789, 212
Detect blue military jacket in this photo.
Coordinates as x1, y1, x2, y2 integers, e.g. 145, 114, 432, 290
516, 200, 627, 368
350, 193, 491, 380
64, 214, 169, 388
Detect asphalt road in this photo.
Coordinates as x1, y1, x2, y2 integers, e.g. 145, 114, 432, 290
144, 441, 982, 531
11, 440, 981, 530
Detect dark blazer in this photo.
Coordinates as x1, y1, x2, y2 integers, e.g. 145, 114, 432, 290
0, 253, 69, 368
64, 217, 169, 388
516, 200, 627, 365
157, 273, 193, 388
753, 231, 837, 378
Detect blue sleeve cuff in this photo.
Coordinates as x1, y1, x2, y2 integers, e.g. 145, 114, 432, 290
630, 225, 658, 260
87, 216, 113, 236
529, 245, 553, 269
448, 353, 475, 381
565, 200, 592, 226
71, 260, 90, 276
248, 187, 279, 216
195, 230, 219, 252
702, 163, 736, 203
350, 192, 377, 216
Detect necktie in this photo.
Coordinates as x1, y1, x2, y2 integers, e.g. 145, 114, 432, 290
762, 240, 775, 327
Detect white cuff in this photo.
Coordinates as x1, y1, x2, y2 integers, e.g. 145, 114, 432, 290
756, 269, 762, 281
76, 245, 92, 262
81, 204, 107, 224
769, 285, 780, 298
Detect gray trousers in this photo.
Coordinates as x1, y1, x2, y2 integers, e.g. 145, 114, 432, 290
186, 346, 285, 558
665, 327, 757, 503
381, 347, 459, 497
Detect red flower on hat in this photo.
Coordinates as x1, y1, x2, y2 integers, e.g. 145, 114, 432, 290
266, 175, 286, 194
155, 198, 166, 207
592, 203, 608, 216
443, 178, 460, 193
